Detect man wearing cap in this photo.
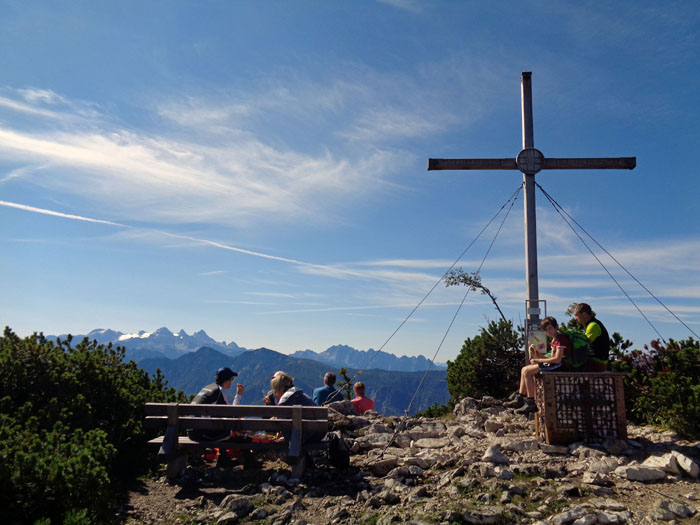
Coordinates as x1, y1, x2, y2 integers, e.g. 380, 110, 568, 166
192, 367, 240, 405
189, 367, 240, 441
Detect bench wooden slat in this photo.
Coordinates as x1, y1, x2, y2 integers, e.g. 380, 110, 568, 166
147, 436, 329, 450
144, 403, 328, 419
144, 416, 329, 433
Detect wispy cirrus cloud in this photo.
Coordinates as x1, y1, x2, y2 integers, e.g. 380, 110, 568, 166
0, 81, 407, 227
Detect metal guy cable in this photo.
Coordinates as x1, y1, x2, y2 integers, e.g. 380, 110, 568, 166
536, 182, 669, 344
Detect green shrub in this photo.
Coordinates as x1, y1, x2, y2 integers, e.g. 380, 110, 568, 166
0, 327, 187, 524
413, 401, 452, 418
612, 337, 700, 439
446, 319, 523, 402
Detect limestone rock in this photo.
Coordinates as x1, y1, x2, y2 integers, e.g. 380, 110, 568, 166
540, 443, 569, 455
481, 445, 509, 464
368, 456, 399, 476
453, 397, 480, 415
460, 505, 504, 524
484, 420, 504, 433
326, 400, 356, 416
642, 453, 681, 475
550, 506, 589, 525
582, 471, 612, 486
614, 465, 666, 482
414, 437, 449, 448
672, 450, 700, 478
219, 495, 253, 517
588, 457, 624, 474
657, 498, 697, 518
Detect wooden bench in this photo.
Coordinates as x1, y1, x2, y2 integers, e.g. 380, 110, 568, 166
144, 403, 329, 478
534, 372, 627, 445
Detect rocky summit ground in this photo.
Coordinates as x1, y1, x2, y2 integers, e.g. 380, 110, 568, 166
122, 397, 700, 524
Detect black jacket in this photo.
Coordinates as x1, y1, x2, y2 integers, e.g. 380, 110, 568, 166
192, 382, 227, 405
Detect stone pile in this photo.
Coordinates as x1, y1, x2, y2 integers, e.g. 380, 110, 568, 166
129, 396, 700, 524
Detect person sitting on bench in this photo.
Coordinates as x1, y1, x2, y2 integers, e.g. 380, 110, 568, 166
188, 367, 239, 441
271, 372, 316, 407
573, 302, 611, 371
270, 372, 324, 443
507, 316, 573, 414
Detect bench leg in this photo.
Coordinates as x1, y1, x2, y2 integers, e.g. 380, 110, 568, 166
166, 452, 188, 479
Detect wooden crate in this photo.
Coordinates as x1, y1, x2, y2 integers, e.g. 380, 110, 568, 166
535, 372, 627, 445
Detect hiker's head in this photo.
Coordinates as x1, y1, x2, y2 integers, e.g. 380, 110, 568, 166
574, 303, 593, 325
353, 382, 366, 397
270, 372, 294, 398
215, 367, 237, 387
540, 316, 558, 336
324, 372, 336, 386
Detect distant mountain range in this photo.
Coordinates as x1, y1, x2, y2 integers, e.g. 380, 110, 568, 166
46, 328, 446, 372
139, 346, 448, 416
47, 327, 245, 362
291, 344, 446, 372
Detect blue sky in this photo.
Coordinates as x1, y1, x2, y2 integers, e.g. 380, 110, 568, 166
1, 1, 698, 362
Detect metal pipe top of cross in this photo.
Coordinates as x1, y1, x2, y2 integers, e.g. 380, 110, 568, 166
428, 72, 636, 175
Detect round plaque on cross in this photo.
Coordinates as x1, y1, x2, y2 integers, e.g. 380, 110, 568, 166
516, 148, 544, 175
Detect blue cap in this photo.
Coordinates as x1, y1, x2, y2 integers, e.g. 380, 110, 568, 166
216, 367, 237, 383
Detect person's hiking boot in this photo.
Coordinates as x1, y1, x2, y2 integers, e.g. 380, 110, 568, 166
504, 393, 525, 408
515, 397, 537, 414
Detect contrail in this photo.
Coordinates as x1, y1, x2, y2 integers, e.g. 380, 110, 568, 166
0, 200, 127, 227
0, 199, 361, 277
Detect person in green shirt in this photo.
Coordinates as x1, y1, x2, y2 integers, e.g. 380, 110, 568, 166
574, 302, 611, 371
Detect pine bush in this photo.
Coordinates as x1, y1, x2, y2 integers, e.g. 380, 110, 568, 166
446, 319, 523, 402
0, 327, 187, 524
612, 337, 700, 439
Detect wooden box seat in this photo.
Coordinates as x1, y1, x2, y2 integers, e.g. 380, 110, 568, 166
534, 372, 627, 445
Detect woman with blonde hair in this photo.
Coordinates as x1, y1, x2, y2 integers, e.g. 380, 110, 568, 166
270, 372, 316, 407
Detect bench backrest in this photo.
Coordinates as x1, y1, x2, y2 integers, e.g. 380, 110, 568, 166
144, 403, 329, 434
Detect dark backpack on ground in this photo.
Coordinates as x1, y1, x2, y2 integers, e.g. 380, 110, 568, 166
559, 328, 590, 370
328, 431, 350, 469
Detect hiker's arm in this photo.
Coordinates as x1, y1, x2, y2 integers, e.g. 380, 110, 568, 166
533, 345, 563, 364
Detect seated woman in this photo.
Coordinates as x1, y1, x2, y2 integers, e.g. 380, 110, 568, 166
508, 316, 573, 414
351, 382, 375, 414
270, 372, 324, 443
271, 372, 316, 407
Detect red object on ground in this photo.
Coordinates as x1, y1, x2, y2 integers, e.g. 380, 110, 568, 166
203, 448, 219, 462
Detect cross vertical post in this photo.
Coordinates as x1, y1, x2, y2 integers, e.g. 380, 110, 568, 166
521, 72, 540, 329
427, 72, 635, 339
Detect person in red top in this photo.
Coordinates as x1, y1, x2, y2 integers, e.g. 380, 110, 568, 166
506, 316, 574, 414
351, 382, 375, 414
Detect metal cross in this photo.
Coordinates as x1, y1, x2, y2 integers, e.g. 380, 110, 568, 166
428, 72, 635, 330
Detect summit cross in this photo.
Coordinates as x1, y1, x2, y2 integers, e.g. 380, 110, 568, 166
428, 72, 635, 331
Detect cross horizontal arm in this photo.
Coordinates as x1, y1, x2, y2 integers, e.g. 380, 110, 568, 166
428, 158, 517, 171
542, 157, 636, 170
